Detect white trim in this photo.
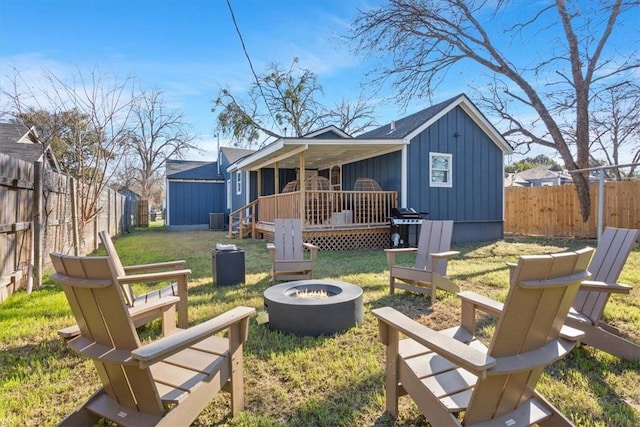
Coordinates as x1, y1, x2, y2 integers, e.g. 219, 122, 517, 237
429, 152, 453, 188
304, 125, 351, 139
165, 177, 170, 226
404, 94, 513, 154
248, 145, 308, 171
167, 179, 225, 184
226, 179, 232, 211
245, 171, 250, 205
236, 172, 242, 195
401, 145, 408, 207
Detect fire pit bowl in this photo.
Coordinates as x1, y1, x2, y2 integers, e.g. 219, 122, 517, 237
263, 279, 363, 337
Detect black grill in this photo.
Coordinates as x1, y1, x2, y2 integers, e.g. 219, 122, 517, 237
389, 209, 427, 247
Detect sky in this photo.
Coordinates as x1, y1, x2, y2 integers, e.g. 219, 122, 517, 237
0, 0, 638, 164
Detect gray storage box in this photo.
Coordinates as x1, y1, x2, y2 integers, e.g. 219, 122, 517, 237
212, 249, 245, 286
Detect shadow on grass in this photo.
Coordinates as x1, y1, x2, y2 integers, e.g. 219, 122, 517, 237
549, 347, 640, 425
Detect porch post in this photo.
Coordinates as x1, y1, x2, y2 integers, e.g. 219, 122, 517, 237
299, 152, 305, 226
257, 169, 262, 197
274, 162, 279, 218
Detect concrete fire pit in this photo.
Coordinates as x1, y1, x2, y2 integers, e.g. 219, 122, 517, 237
263, 279, 363, 337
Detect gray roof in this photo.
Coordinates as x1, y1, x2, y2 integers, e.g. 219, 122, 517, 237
0, 123, 46, 163
166, 160, 223, 180
220, 146, 255, 164
518, 165, 572, 181
356, 94, 463, 139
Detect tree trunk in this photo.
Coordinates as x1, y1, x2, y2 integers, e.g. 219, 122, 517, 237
572, 172, 591, 222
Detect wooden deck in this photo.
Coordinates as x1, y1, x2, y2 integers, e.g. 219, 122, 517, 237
230, 190, 397, 250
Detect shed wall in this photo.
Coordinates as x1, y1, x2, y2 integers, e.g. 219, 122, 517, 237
168, 180, 224, 227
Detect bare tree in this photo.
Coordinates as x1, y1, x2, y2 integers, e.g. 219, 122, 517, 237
327, 96, 377, 136
128, 89, 196, 200
351, 0, 639, 221
3, 66, 135, 228
214, 58, 378, 147
589, 81, 640, 179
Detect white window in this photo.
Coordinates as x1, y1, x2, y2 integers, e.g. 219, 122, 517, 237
226, 179, 232, 209
429, 152, 452, 187
236, 172, 242, 195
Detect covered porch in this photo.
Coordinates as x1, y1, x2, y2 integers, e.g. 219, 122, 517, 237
227, 133, 406, 250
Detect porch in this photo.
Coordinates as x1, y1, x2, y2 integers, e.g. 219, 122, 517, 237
229, 189, 398, 250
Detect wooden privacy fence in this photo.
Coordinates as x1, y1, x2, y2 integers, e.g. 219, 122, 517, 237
505, 181, 640, 238
0, 153, 125, 303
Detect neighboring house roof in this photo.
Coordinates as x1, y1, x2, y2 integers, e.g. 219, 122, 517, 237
518, 165, 572, 181
220, 146, 255, 165
0, 123, 61, 171
504, 165, 573, 187
166, 160, 223, 180
504, 172, 529, 187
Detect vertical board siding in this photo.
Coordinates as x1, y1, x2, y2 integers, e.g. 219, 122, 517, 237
0, 153, 124, 302
407, 106, 504, 223
505, 181, 640, 238
169, 181, 225, 226
341, 151, 401, 192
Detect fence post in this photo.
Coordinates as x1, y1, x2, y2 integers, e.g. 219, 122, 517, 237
70, 177, 80, 255
597, 170, 604, 243
32, 160, 43, 291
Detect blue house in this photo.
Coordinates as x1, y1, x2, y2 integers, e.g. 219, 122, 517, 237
225, 93, 513, 248
165, 160, 226, 230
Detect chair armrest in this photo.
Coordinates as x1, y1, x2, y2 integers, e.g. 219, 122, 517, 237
458, 291, 504, 334
116, 269, 191, 285
580, 280, 631, 294
431, 250, 460, 259
132, 306, 255, 367
458, 291, 504, 316
123, 260, 187, 273
303, 243, 319, 260
384, 247, 417, 267
372, 306, 495, 376
267, 244, 276, 261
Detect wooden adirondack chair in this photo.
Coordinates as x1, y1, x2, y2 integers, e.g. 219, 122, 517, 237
50, 253, 255, 427
385, 220, 460, 302
373, 247, 593, 426
57, 232, 192, 339
566, 227, 640, 361
100, 230, 191, 329
267, 219, 319, 284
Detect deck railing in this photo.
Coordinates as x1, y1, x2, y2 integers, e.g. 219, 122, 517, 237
258, 190, 397, 227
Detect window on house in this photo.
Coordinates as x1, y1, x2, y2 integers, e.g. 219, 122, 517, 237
236, 172, 242, 195
429, 152, 452, 187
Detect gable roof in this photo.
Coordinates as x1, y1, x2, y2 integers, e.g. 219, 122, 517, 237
220, 146, 255, 165
357, 95, 459, 139
357, 93, 513, 154
0, 123, 62, 171
303, 125, 351, 139
166, 160, 223, 180
228, 93, 512, 172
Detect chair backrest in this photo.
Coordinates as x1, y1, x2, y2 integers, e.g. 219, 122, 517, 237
414, 220, 454, 274
572, 227, 639, 324
99, 230, 135, 306
273, 219, 305, 261
50, 253, 164, 416
463, 247, 593, 425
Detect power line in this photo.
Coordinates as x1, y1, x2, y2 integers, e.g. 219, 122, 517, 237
224, 0, 280, 137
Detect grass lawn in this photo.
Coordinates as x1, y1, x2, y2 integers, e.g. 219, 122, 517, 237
1, 225, 639, 426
